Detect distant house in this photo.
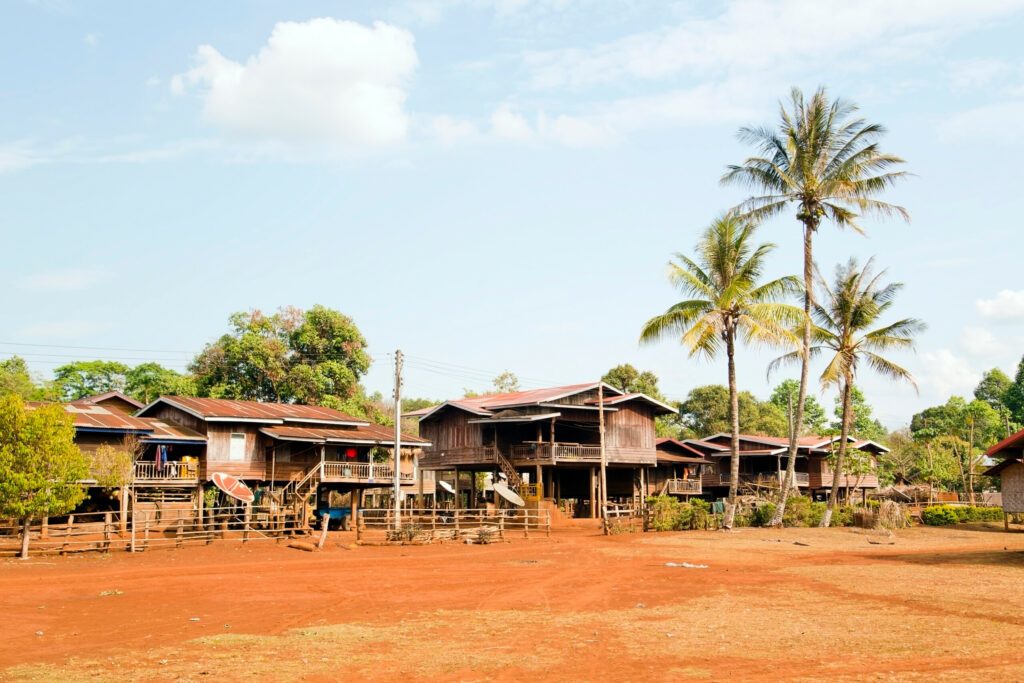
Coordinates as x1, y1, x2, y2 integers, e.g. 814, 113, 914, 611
135, 396, 430, 503
646, 438, 710, 497
983, 429, 1024, 519
412, 382, 676, 517
683, 433, 887, 501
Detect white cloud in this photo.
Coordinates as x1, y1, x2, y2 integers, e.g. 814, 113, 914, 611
524, 0, 1024, 90
488, 104, 617, 147
490, 105, 536, 142
939, 101, 1024, 143
0, 142, 42, 173
145, 76, 161, 87
917, 349, 980, 398
948, 58, 1012, 89
17, 321, 110, 339
961, 326, 1006, 356
172, 18, 419, 151
976, 289, 1024, 320
18, 268, 112, 292
84, 33, 98, 47
429, 115, 481, 146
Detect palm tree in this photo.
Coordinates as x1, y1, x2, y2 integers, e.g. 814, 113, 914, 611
640, 215, 801, 528
722, 86, 909, 525
770, 258, 924, 526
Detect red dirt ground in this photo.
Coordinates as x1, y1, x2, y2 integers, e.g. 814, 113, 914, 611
2, 522, 1024, 681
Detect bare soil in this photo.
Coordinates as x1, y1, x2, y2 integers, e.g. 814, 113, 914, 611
2, 522, 1023, 682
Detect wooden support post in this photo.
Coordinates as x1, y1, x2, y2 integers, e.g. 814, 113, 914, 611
103, 512, 112, 552
318, 513, 330, 550
119, 487, 128, 535
61, 514, 74, 554
176, 518, 184, 548
196, 484, 204, 531
243, 504, 251, 543
545, 510, 551, 537
1005, 511, 1010, 532
41, 516, 48, 540
454, 467, 460, 510
590, 467, 597, 518
455, 508, 461, 534
144, 513, 150, 549
130, 493, 137, 553
498, 512, 504, 541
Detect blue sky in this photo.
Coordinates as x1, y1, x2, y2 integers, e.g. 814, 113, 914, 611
3, 0, 1024, 427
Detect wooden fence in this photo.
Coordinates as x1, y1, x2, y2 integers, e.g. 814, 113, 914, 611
357, 507, 551, 544
0, 503, 313, 557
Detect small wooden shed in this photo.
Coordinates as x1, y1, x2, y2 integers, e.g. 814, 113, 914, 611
983, 429, 1024, 526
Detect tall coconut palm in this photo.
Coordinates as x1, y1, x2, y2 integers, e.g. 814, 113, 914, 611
769, 258, 924, 526
722, 86, 909, 525
640, 215, 801, 527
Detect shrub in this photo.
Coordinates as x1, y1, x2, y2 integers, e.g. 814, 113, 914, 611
921, 505, 1003, 526
645, 496, 715, 531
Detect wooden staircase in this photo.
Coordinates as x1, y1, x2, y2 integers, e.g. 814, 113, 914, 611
494, 451, 523, 489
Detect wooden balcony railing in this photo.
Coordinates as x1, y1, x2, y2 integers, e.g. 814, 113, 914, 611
419, 446, 500, 468
701, 471, 810, 487
666, 478, 702, 495
322, 461, 414, 483
510, 443, 604, 463
134, 461, 198, 482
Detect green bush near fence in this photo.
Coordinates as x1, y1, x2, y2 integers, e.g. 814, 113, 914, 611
920, 505, 1003, 526
645, 496, 714, 531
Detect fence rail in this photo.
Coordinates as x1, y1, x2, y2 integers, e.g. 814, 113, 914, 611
0, 503, 313, 558
357, 507, 551, 543
666, 478, 702, 495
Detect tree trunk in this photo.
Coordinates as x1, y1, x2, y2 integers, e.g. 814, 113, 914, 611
19, 516, 32, 560
771, 221, 814, 526
723, 328, 741, 529
967, 419, 977, 506
822, 379, 852, 527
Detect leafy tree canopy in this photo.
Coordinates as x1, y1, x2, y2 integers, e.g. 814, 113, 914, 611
678, 384, 788, 438
1004, 355, 1024, 424
492, 371, 520, 394
125, 363, 196, 404
974, 367, 1012, 411
831, 385, 888, 443
0, 396, 88, 522
0, 356, 55, 401
768, 379, 827, 434
53, 360, 130, 401
190, 305, 371, 406
602, 364, 665, 400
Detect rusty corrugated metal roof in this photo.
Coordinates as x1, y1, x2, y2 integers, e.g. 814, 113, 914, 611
260, 424, 429, 446
139, 418, 206, 442
146, 396, 369, 425
27, 402, 154, 432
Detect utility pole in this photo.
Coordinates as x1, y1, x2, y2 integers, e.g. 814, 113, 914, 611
393, 349, 403, 532
598, 381, 608, 534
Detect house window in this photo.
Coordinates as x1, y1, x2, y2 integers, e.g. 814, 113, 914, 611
229, 433, 246, 461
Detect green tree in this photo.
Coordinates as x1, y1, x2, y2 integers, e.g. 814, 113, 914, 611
1002, 356, 1024, 424
602, 364, 664, 399
492, 371, 520, 394
125, 363, 196, 403
768, 379, 827, 434
911, 396, 1004, 503
190, 305, 371, 405
724, 86, 909, 525
974, 367, 1012, 411
678, 385, 788, 437
641, 215, 801, 527
0, 356, 43, 400
772, 259, 923, 526
53, 360, 130, 401
831, 385, 887, 443
0, 397, 88, 559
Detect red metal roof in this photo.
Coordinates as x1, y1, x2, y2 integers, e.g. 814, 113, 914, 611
260, 424, 429, 446
655, 438, 710, 460
986, 428, 1024, 457
27, 402, 154, 432
417, 382, 631, 420
145, 396, 368, 425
